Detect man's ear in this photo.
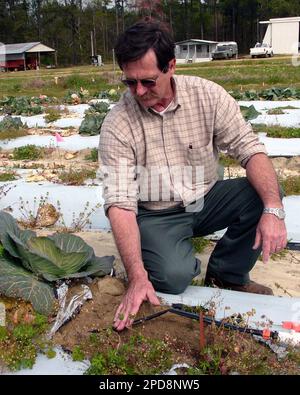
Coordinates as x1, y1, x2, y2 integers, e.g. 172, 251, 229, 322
168, 58, 176, 74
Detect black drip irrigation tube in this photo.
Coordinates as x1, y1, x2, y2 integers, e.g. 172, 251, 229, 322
133, 303, 278, 340
287, 242, 300, 251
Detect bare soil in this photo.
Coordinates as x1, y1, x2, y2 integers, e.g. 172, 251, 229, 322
53, 277, 200, 366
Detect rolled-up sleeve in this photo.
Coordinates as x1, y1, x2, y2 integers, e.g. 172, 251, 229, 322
99, 117, 138, 216
214, 86, 267, 168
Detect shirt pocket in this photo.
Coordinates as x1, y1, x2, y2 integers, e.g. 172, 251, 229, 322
186, 143, 216, 183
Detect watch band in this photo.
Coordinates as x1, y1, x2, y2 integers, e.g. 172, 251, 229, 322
263, 207, 285, 220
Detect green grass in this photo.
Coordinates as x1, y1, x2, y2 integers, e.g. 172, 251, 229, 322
0, 66, 118, 99
0, 57, 299, 99
175, 57, 300, 91
191, 237, 211, 254
253, 125, 300, 138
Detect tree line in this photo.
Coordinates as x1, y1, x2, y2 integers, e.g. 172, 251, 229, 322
1, 0, 300, 65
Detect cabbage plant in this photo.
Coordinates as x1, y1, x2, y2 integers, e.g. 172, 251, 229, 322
0, 211, 114, 315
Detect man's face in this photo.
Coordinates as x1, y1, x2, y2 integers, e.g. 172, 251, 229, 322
122, 49, 176, 108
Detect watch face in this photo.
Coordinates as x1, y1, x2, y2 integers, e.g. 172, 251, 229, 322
278, 209, 285, 219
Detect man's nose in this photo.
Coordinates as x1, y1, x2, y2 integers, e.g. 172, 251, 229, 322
135, 81, 148, 96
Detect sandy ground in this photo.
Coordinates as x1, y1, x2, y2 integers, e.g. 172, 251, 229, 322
75, 230, 300, 298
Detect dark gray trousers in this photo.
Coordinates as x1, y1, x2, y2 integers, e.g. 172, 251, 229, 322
137, 178, 264, 294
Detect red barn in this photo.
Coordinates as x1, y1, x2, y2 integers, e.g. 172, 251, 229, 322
0, 42, 56, 71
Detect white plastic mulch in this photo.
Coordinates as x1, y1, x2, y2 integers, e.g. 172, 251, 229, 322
0, 180, 110, 230
158, 286, 300, 345
5, 347, 90, 375
0, 134, 99, 151
240, 100, 300, 128
0, 179, 299, 241
0, 100, 300, 154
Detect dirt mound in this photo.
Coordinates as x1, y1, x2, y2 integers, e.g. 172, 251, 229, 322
53, 277, 199, 363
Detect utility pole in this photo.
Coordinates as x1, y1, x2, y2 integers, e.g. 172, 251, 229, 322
112, 48, 116, 82
91, 31, 94, 57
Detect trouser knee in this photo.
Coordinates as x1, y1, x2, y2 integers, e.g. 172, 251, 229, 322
146, 259, 201, 295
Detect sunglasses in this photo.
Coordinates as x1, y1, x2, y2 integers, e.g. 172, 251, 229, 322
121, 65, 169, 89
121, 76, 158, 88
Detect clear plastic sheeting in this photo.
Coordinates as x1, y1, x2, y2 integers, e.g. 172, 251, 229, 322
48, 283, 92, 338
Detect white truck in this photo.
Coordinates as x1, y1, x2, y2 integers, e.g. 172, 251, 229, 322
250, 43, 273, 58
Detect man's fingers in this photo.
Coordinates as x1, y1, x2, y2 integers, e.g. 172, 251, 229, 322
148, 291, 161, 306
262, 239, 271, 264
252, 231, 261, 250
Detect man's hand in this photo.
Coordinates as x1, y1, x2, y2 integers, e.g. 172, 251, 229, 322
253, 213, 287, 263
113, 277, 160, 331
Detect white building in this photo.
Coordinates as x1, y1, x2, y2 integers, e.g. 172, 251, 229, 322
260, 16, 300, 55
175, 39, 217, 63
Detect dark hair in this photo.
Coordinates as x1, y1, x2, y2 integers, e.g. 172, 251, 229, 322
114, 21, 175, 72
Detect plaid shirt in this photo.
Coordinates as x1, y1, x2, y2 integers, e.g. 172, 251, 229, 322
99, 75, 267, 214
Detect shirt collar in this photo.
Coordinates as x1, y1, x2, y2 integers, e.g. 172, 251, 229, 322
125, 76, 182, 114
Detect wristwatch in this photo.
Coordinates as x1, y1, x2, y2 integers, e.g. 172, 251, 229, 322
263, 207, 285, 220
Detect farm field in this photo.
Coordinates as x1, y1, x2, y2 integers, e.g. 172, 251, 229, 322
0, 56, 300, 375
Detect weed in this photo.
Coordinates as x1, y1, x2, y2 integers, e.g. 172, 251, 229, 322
191, 237, 211, 254
190, 278, 205, 286
45, 349, 56, 359
188, 324, 300, 375
18, 193, 51, 228
85, 334, 172, 375
13, 145, 44, 160
219, 153, 240, 167
274, 282, 293, 297
253, 125, 300, 138
72, 345, 85, 362
84, 148, 98, 162
258, 246, 289, 264
58, 168, 96, 185
266, 108, 285, 115
0, 183, 15, 200
280, 176, 300, 196
0, 327, 8, 341
0, 300, 52, 372
0, 171, 17, 181
268, 105, 299, 110
44, 107, 63, 123
0, 128, 28, 140
56, 200, 101, 232
0, 243, 4, 257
